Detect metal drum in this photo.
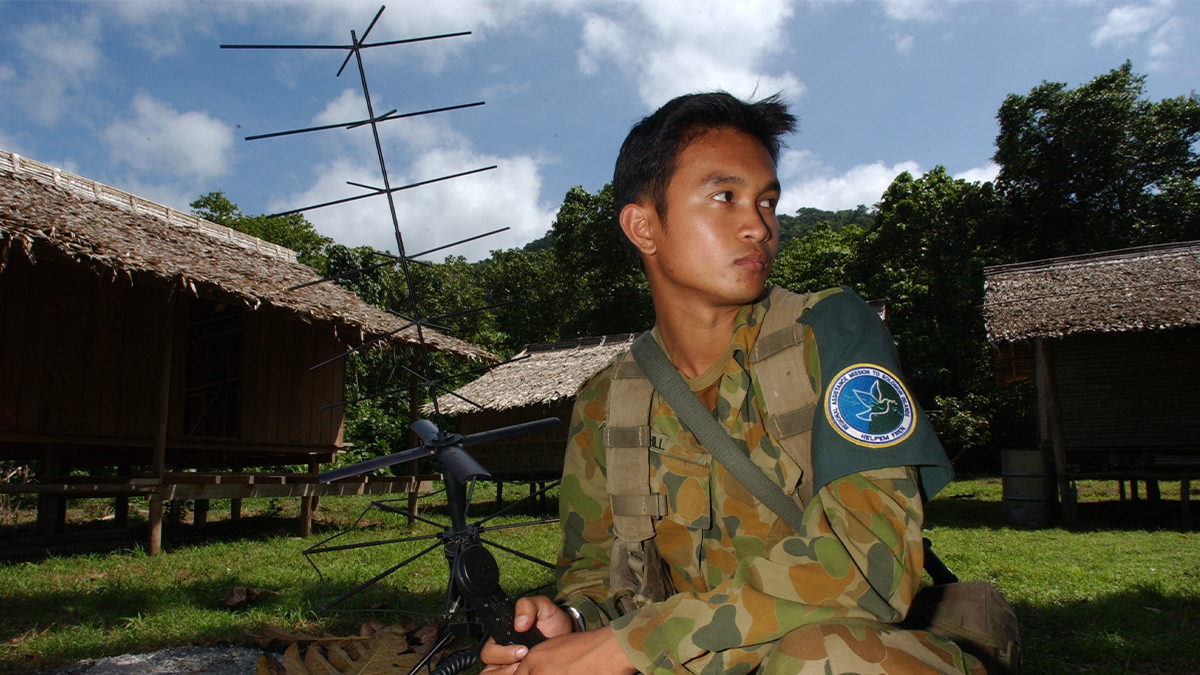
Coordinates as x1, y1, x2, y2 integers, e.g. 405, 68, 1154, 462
1002, 449, 1056, 526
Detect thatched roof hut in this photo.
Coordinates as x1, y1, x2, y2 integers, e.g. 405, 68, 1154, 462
0, 150, 494, 544
983, 240, 1200, 344
428, 334, 638, 481
432, 333, 636, 416
0, 150, 493, 361
983, 241, 1200, 522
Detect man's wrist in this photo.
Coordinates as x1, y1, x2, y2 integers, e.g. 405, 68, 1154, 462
561, 603, 587, 633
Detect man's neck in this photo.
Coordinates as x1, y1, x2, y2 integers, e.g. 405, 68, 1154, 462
652, 294, 745, 379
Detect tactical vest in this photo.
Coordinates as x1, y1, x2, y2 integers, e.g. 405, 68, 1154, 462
599, 286, 828, 611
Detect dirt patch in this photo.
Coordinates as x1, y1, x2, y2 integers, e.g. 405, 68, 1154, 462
47, 645, 261, 675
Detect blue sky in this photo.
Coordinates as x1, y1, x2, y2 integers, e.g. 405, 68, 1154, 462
2, 0, 1197, 260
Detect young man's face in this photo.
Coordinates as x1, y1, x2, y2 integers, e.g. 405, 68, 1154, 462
626, 127, 781, 311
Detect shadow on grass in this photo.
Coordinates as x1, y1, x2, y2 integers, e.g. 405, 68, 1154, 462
926, 494, 1196, 533
1015, 584, 1200, 675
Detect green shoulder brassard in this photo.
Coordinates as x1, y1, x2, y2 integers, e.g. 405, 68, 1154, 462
798, 286, 953, 500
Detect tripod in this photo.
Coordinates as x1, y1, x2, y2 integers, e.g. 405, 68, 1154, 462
305, 417, 560, 674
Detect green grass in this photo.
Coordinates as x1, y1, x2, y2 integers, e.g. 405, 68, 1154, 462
0, 484, 559, 673
1, 478, 1197, 674
926, 478, 1199, 675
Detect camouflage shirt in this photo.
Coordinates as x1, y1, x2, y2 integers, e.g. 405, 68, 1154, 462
556, 290, 931, 675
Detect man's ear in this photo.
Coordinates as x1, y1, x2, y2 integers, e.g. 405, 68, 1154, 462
619, 202, 659, 258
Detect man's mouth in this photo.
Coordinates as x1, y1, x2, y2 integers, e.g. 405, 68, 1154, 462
735, 253, 768, 270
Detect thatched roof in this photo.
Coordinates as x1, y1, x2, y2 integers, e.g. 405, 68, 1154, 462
983, 240, 1200, 343
0, 149, 495, 361
429, 333, 638, 415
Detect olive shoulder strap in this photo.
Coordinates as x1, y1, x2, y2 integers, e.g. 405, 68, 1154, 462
629, 332, 807, 532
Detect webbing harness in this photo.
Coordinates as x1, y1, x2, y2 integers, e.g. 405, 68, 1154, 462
603, 285, 825, 543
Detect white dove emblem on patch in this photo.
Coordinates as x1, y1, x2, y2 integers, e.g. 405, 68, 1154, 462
826, 364, 916, 448
853, 380, 899, 422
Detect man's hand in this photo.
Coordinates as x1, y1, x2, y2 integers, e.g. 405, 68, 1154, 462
479, 596, 572, 673
479, 598, 638, 675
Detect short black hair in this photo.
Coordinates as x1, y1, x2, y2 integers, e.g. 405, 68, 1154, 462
612, 91, 796, 260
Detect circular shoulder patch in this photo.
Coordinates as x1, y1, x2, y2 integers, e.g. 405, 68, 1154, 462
826, 364, 915, 448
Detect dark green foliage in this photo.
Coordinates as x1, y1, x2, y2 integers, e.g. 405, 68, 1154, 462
994, 61, 1200, 260
190, 191, 332, 270
479, 248, 566, 352
550, 185, 654, 339
854, 167, 1004, 403
776, 205, 874, 246
768, 224, 864, 294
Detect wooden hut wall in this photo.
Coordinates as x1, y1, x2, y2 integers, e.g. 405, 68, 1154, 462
224, 309, 346, 455
1048, 327, 1200, 469
0, 253, 347, 468
0, 254, 174, 461
456, 401, 573, 480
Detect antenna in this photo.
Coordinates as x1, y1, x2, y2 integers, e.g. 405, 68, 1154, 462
224, 8, 560, 672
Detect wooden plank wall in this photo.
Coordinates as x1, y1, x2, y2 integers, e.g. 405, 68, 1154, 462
237, 311, 345, 448
0, 254, 347, 464
1052, 327, 1200, 457
457, 401, 572, 479
0, 255, 168, 449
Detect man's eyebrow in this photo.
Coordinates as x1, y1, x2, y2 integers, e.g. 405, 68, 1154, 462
699, 173, 782, 193
700, 172, 745, 186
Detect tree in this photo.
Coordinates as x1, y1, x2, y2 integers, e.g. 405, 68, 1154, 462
776, 205, 874, 245
852, 168, 1035, 464
768, 223, 864, 294
190, 191, 332, 270
551, 185, 654, 338
994, 61, 1200, 260
854, 167, 1003, 403
480, 248, 567, 354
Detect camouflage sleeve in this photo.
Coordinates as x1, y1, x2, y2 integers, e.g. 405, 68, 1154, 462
554, 365, 623, 630
609, 466, 925, 675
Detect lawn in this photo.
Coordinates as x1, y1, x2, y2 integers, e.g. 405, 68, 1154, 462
1, 478, 1197, 674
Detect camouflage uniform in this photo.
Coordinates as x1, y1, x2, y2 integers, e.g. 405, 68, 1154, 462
555, 289, 984, 675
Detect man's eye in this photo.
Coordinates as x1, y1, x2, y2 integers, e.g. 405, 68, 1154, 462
714, 191, 733, 202
759, 197, 778, 209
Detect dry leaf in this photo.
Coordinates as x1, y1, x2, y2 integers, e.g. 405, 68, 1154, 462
256, 654, 283, 675
412, 624, 439, 655
282, 644, 307, 675
223, 586, 281, 608
245, 629, 271, 649
264, 623, 430, 675
263, 625, 325, 645
359, 620, 384, 637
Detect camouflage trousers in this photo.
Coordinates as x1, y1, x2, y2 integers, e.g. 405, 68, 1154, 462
758, 618, 986, 675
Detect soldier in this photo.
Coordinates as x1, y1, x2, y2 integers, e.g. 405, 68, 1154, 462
481, 92, 983, 675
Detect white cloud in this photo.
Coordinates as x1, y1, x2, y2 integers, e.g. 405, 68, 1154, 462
102, 93, 235, 183
10, 14, 103, 122
956, 162, 999, 184
892, 33, 915, 54
875, 0, 960, 22
1091, 1, 1173, 47
777, 149, 920, 212
270, 91, 554, 261
276, 153, 554, 261
280, 0, 549, 74
576, 0, 804, 109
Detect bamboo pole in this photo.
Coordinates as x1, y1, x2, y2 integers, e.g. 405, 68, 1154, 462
299, 457, 318, 537
148, 285, 178, 555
